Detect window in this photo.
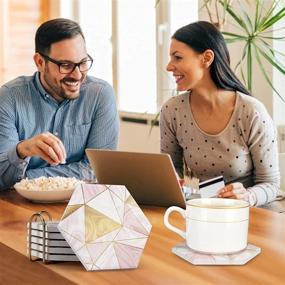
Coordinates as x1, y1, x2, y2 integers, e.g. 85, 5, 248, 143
0, 0, 48, 85
64, 0, 198, 114
116, 0, 157, 113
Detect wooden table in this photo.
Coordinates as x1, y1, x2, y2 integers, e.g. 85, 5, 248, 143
1, 190, 285, 285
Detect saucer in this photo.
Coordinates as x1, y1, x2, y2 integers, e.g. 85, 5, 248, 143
172, 243, 261, 265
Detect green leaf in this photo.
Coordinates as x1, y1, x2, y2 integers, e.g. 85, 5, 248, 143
258, 0, 278, 31
259, 35, 285, 40
254, 0, 263, 31
223, 34, 247, 43
236, 0, 254, 33
222, 31, 247, 39
254, 45, 285, 102
256, 44, 285, 75
261, 7, 285, 31
256, 39, 285, 70
149, 111, 160, 136
246, 43, 252, 91
258, 38, 285, 57
259, 26, 285, 35
240, 65, 246, 86
222, 1, 251, 35
234, 42, 248, 73
155, 0, 160, 8
225, 38, 246, 43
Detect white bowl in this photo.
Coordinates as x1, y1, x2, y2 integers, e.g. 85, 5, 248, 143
14, 177, 80, 203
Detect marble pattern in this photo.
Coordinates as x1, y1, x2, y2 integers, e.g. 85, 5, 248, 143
58, 183, 152, 271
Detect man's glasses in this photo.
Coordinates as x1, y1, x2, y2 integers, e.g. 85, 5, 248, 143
39, 52, 93, 74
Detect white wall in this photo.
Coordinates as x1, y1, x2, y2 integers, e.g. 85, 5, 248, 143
118, 113, 160, 153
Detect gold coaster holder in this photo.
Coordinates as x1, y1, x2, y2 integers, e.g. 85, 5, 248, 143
28, 210, 52, 263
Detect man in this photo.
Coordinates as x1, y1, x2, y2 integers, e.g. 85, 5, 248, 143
0, 18, 119, 190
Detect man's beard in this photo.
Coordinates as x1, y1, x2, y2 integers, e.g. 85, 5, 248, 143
58, 77, 82, 100
43, 71, 84, 101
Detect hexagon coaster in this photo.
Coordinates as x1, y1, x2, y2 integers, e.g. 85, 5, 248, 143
58, 183, 152, 271
172, 243, 261, 265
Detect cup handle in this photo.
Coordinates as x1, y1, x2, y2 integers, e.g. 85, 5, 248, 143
163, 206, 186, 240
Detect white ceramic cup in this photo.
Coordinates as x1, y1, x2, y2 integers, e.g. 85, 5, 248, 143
164, 198, 249, 254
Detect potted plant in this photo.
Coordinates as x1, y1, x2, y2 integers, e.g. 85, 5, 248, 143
201, 0, 285, 101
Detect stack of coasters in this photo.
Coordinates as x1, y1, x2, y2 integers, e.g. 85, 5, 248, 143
27, 221, 78, 262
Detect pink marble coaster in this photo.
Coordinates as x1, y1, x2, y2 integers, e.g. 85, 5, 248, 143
172, 243, 261, 265
58, 184, 152, 271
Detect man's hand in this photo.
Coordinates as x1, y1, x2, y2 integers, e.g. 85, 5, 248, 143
16, 132, 66, 165
217, 182, 249, 201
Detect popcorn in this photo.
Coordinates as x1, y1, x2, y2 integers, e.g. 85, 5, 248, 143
16, 176, 81, 191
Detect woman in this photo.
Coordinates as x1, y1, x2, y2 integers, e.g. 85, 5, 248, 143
160, 21, 280, 206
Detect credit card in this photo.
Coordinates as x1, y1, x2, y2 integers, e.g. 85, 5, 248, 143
199, 176, 225, 198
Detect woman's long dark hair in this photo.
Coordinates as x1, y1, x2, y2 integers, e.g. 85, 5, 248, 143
173, 21, 250, 95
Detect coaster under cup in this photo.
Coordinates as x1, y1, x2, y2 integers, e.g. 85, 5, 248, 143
172, 243, 261, 265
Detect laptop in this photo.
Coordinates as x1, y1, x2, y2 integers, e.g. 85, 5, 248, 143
85, 149, 186, 208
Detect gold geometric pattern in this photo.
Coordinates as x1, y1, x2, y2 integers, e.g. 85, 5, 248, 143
85, 205, 121, 243
61, 204, 83, 220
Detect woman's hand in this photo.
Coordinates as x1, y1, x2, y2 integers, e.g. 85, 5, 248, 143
175, 173, 185, 187
217, 182, 249, 202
